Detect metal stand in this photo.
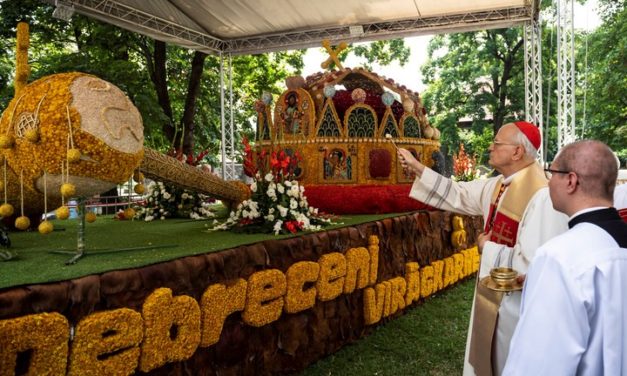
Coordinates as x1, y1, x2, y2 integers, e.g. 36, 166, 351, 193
50, 197, 177, 265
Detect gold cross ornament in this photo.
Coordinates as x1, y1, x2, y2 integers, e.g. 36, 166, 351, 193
321, 39, 348, 70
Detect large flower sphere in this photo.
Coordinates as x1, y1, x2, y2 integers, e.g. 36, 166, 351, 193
381, 92, 395, 107
351, 88, 367, 103
0, 72, 144, 220
323, 85, 336, 98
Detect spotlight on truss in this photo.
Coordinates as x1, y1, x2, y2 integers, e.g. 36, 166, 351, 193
52, 2, 74, 22
349, 25, 364, 37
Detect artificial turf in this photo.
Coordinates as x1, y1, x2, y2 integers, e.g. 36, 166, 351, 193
0, 212, 404, 289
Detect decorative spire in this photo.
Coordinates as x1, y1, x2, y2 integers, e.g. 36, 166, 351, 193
321, 39, 348, 71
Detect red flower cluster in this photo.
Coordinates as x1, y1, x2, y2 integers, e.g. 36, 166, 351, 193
168, 148, 209, 167
242, 138, 301, 181
284, 220, 304, 233
452, 144, 478, 182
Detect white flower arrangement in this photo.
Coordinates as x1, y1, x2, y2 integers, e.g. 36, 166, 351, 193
210, 139, 332, 235
134, 181, 216, 222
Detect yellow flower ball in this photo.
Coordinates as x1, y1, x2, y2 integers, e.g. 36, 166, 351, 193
132, 171, 145, 182
67, 148, 82, 163
56, 206, 70, 220
0, 203, 14, 217
24, 129, 40, 143
0, 134, 14, 149
134, 184, 145, 195
123, 208, 135, 220
15, 216, 30, 230
60, 183, 76, 198
38, 220, 54, 234
85, 212, 97, 223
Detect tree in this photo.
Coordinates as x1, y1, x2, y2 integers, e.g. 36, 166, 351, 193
420, 29, 526, 157
578, 0, 626, 160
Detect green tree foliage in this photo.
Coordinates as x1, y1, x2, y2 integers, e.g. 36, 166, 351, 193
352, 39, 411, 69
327, 39, 410, 70
579, 1, 626, 160
420, 29, 525, 157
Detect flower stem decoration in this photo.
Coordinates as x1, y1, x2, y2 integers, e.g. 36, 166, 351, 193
0, 158, 14, 217
452, 144, 479, 182
213, 138, 332, 235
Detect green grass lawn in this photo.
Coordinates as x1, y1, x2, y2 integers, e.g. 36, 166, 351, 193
303, 279, 474, 376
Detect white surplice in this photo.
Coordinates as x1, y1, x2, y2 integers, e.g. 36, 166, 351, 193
614, 183, 627, 210
503, 223, 627, 375
409, 167, 569, 375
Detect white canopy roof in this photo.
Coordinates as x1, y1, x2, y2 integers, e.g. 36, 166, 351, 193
46, 0, 538, 55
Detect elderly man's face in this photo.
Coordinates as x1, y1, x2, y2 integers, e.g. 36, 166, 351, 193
488, 124, 520, 172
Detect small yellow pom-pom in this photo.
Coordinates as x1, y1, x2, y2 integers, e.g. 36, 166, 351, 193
85, 212, 97, 223
15, 216, 30, 230
0, 203, 14, 217
61, 183, 76, 198
56, 206, 70, 220
67, 148, 82, 163
24, 129, 40, 143
132, 171, 145, 182
134, 184, 145, 195
123, 208, 136, 220
0, 135, 14, 149
38, 221, 54, 234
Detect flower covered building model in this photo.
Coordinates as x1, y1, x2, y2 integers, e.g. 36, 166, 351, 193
253, 65, 443, 214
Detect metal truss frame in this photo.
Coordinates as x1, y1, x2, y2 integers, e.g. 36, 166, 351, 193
45, 0, 225, 53
46, 0, 532, 56
556, 0, 576, 149
219, 53, 237, 180
523, 18, 544, 163
225, 7, 531, 55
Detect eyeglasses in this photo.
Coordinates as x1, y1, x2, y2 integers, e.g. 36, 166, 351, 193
491, 140, 519, 147
544, 168, 571, 179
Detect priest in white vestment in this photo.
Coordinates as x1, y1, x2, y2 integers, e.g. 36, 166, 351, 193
504, 140, 627, 375
398, 122, 568, 375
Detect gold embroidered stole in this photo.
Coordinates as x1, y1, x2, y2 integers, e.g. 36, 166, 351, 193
469, 162, 547, 375
486, 163, 548, 246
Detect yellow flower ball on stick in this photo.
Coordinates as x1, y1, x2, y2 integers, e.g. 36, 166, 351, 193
134, 184, 145, 195
132, 171, 144, 182
15, 216, 30, 230
124, 208, 135, 220
0, 203, 14, 217
38, 220, 54, 234
0, 134, 14, 149
61, 183, 76, 198
56, 206, 70, 220
67, 148, 82, 163
24, 129, 40, 143
85, 212, 97, 223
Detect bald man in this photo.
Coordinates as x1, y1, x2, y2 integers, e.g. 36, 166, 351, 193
398, 122, 568, 375
504, 140, 627, 375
